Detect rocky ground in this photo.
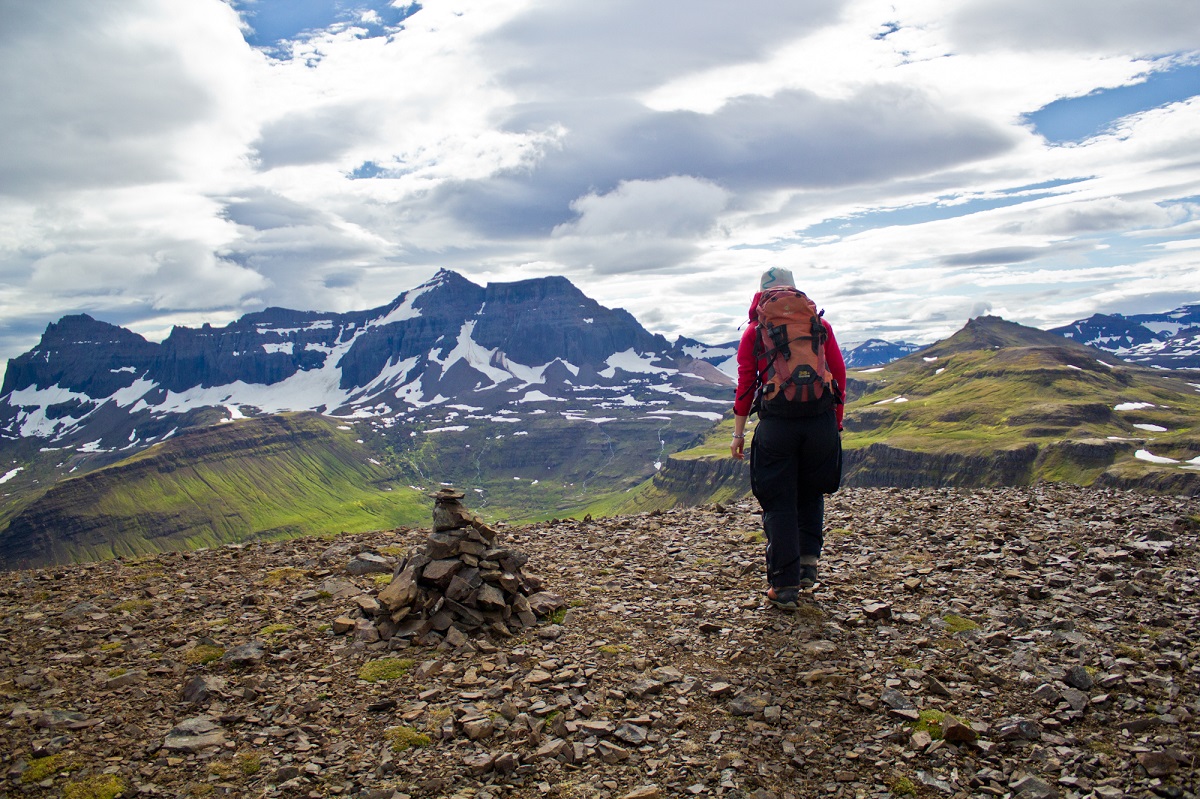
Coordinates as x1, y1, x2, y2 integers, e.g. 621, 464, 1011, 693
1, 485, 1197, 799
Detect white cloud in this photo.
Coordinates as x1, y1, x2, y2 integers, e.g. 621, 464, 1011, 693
0, 0, 1197, 370
948, 0, 1200, 54
548, 176, 729, 274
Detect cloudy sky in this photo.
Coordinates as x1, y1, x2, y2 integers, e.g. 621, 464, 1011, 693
2, 0, 1198, 369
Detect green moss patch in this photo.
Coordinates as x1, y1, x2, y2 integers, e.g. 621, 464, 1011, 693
183, 645, 225, 665
909, 709, 946, 739
63, 774, 126, 799
385, 725, 431, 752
888, 774, 918, 796
265, 567, 306, 586
21, 753, 77, 783
236, 752, 262, 776
358, 657, 414, 683
943, 613, 980, 633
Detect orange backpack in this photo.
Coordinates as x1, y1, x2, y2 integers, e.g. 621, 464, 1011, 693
750, 287, 839, 416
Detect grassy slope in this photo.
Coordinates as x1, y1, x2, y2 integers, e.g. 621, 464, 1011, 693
589, 317, 1200, 513
845, 333, 1200, 457
0, 413, 428, 567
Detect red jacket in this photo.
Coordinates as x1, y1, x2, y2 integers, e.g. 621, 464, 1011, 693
733, 291, 846, 428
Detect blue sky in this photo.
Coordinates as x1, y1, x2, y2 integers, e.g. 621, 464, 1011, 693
231, 0, 421, 51
1027, 62, 1200, 143
0, 0, 1198, 368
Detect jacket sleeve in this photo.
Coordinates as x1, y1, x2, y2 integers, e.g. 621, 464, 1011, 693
823, 320, 847, 430
732, 323, 759, 417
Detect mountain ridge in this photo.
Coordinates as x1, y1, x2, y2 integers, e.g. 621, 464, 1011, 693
0, 269, 725, 452
0, 413, 426, 571
1051, 303, 1200, 368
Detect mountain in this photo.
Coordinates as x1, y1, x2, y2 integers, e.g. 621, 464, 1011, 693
843, 338, 923, 368
1050, 303, 1200, 368
0, 270, 709, 447
604, 315, 1200, 513
0, 271, 738, 565
0, 269, 735, 457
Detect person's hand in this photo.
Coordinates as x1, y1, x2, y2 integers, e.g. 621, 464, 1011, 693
730, 435, 745, 460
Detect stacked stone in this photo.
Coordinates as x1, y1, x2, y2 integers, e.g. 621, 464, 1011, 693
347, 488, 565, 647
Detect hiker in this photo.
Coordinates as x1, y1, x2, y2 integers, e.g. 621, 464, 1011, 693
730, 267, 846, 611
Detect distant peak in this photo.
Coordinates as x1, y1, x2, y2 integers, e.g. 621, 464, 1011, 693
425, 269, 476, 288
483, 274, 588, 304
40, 314, 147, 347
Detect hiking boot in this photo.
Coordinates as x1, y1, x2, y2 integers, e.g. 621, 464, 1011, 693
767, 585, 799, 611
798, 564, 818, 589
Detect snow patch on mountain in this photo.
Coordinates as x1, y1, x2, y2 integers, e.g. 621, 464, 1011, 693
1136, 449, 1179, 464
649, 384, 729, 405
600, 350, 672, 378
372, 282, 435, 328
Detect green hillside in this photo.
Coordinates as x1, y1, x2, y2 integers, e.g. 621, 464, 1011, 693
0, 413, 427, 569
843, 317, 1199, 472
591, 316, 1200, 513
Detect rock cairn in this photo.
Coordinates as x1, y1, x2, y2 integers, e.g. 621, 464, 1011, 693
339, 488, 565, 647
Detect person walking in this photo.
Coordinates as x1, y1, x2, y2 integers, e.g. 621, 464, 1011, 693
730, 267, 846, 611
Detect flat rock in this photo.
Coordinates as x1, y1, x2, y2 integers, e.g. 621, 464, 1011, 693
346, 552, 393, 575
163, 717, 225, 752
1136, 751, 1178, 777
181, 675, 226, 704
222, 641, 266, 667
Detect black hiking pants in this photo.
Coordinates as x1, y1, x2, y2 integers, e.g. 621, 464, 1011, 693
749, 409, 841, 589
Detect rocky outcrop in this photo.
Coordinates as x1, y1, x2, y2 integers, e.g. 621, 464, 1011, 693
650, 455, 749, 506
473, 276, 670, 368
843, 443, 1040, 488
650, 442, 1044, 501
0, 314, 159, 397
645, 436, 1198, 506
1094, 468, 1200, 496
